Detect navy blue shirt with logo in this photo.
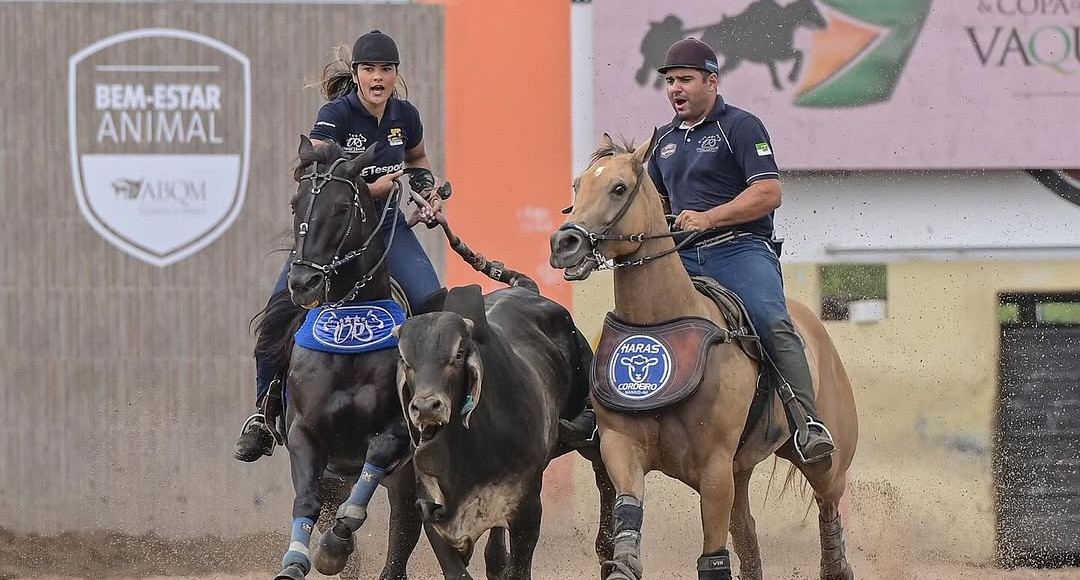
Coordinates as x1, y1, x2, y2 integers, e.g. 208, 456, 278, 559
647, 95, 779, 238
308, 90, 423, 183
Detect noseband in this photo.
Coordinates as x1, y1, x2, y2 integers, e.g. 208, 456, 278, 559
292, 157, 400, 307
558, 154, 698, 270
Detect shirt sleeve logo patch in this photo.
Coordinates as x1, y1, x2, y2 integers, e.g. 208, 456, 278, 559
388, 127, 405, 147
660, 143, 677, 159
755, 142, 773, 156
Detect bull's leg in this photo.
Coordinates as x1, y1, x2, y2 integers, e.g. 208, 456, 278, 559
314, 424, 412, 576
503, 489, 544, 580
593, 461, 617, 563
696, 455, 737, 580
815, 475, 854, 580
728, 469, 762, 580
275, 427, 326, 580
484, 527, 509, 579
379, 467, 423, 580
599, 433, 647, 580
425, 526, 474, 580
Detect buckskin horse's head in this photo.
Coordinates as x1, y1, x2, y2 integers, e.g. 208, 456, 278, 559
288, 135, 384, 309
549, 131, 661, 281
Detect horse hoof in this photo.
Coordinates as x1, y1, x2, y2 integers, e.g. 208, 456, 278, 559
274, 564, 306, 580
313, 530, 355, 575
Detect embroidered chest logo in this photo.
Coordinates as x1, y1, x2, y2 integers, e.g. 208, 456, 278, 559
608, 335, 673, 400
344, 133, 367, 153
388, 127, 405, 147
697, 134, 721, 154
660, 143, 677, 159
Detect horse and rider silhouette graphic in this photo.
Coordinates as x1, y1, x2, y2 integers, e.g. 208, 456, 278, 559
636, 0, 827, 91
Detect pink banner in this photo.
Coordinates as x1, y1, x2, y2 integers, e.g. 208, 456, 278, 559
594, 0, 1080, 170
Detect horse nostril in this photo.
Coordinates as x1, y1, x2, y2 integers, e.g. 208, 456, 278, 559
558, 231, 583, 255
431, 399, 442, 410
303, 273, 324, 291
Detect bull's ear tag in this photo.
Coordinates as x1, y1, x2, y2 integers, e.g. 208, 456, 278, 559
461, 394, 477, 417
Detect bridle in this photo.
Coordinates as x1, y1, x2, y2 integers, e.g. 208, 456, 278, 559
558, 153, 701, 271
292, 157, 400, 308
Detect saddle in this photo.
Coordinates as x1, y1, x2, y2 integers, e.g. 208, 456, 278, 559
262, 277, 420, 447
590, 276, 761, 413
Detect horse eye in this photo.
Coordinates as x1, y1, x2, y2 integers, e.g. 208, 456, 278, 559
613, 183, 628, 195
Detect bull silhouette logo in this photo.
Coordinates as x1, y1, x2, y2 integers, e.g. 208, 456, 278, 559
609, 335, 673, 400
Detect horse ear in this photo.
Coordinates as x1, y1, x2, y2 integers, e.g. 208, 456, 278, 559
634, 127, 659, 165
342, 141, 381, 178
601, 132, 615, 149
298, 134, 315, 158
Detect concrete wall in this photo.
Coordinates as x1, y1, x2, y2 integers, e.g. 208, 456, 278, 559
0, 1, 444, 537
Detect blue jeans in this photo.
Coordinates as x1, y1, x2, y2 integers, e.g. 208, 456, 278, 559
679, 236, 821, 421
256, 206, 442, 404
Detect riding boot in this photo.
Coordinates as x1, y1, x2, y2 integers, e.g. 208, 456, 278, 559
233, 326, 286, 462
769, 320, 835, 464
559, 397, 598, 449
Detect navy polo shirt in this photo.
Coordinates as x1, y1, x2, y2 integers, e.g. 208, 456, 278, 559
308, 91, 424, 183
647, 95, 780, 238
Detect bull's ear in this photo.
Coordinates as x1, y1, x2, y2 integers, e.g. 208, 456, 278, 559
396, 356, 421, 447
461, 349, 483, 429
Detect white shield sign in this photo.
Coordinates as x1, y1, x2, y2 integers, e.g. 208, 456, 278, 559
68, 28, 251, 267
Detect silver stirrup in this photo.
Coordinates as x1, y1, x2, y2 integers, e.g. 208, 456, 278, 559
238, 412, 269, 436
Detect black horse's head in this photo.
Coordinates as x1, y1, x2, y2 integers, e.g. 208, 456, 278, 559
288, 135, 389, 309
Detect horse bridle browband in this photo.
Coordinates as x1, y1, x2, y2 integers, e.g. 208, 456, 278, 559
292, 157, 401, 308
558, 154, 701, 271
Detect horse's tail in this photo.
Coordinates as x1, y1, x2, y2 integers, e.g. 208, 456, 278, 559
249, 289, 307, 375
762, 456, 815, 518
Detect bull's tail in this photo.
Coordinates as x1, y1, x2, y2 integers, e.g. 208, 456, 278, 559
565, 323, 595, 419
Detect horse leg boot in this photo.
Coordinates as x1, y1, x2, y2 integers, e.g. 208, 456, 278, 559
314, 427, 411, 575
769, 319, 834, 464
598, 433, 647, 580
276, 428, 327, 580
697, 458, 737, 580
728, 469, 762, 580
817, 489, 854, 580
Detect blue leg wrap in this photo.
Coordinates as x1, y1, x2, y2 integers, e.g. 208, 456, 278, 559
281, 517, 315, 572
347, 463, 386, 507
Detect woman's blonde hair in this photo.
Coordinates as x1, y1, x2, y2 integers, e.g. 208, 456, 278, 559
306, 44, 408, 102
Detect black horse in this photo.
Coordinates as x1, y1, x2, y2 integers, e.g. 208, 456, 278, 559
636, 0, 828, 91
262, 135, 433, 580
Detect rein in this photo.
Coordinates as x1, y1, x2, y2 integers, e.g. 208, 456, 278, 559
292, 157, 401, 308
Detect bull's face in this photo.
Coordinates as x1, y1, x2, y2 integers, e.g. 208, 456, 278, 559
394, 312, 483, 446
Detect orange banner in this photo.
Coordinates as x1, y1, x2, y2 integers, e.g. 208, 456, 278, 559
422, 0, 573, 309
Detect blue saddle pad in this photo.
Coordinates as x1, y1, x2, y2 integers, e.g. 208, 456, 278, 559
294, 299, 406, 354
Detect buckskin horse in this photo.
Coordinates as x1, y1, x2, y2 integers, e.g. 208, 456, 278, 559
261, 135, 432, 580
549, 133, 858, 580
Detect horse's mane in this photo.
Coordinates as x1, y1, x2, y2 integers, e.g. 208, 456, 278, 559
292, 140, 347, 182
589, 136, 638, 167
250, 289, 306, 381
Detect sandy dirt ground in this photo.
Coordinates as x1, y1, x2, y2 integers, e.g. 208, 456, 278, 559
4, 457, 1078, 580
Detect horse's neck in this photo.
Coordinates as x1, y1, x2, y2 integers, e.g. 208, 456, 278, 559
612, 229, 707, 325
